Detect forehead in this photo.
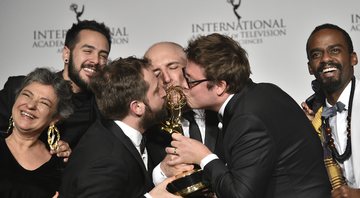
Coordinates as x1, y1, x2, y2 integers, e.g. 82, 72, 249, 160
186, 61, 205, 77
75, 29, 110, 49
147, 44, 186, 66
143, 68, 158, 88
308, 29, 347, 49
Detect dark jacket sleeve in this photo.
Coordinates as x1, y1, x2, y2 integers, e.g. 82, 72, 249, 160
0, 76, 25, 132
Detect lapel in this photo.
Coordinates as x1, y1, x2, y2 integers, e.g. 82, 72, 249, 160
204, 110, 220, 152
351, 79, 360, 187
102, 119, 153, 186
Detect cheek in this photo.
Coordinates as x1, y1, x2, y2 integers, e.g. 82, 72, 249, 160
187, 89, 202, 102
72, 53, 85, 68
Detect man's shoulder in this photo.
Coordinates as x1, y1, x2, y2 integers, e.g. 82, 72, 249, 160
3, 75, 26, 88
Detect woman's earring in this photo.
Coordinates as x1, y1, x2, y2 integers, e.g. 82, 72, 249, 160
48, 124, 60, 150
64, 58, 68, 63
6, 116, 14, 133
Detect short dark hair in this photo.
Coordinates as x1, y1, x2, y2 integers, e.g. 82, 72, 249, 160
90, 57, 150, 120
17, 68, 74, 119
65, 20, 112, 51
186, 33, 251, 93
306, 23, 354, 60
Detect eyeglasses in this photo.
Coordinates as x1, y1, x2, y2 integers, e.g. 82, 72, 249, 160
182, 68, 210, 89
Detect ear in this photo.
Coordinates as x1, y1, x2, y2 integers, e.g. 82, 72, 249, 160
49, 116, 61, 127
62, 46, 70, 64
130, 101, 145, 117
307, 62, 314, 75
215, 80, 228, 96
351, 52, 358, 67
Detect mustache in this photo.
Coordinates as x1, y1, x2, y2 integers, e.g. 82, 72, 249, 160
316, 62, 342, 73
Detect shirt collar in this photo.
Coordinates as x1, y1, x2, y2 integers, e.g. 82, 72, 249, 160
325, 81, 351, 109
114, 120, 143, 147
218, 94, 234, 118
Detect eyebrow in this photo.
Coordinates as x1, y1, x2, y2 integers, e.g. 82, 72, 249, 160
22, 89, 54, 105
166, 61, 181, 67
81, 44, 109, 55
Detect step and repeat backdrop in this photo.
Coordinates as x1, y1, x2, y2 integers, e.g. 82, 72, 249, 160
1, 0, 359, 104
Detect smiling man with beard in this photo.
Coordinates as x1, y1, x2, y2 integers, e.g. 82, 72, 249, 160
0, 20, 112, 150
60, 57, 181, 198
303, 23, 360, 198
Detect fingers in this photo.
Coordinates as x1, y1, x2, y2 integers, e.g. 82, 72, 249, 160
171, 133, 184, 141
52, 191, 59, 198
301, 102, 314, 114
50, 140, 72, 161
165, 147, 179, 156
331, 185, 350, 198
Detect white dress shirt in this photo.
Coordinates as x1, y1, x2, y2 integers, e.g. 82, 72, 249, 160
326, 82, 355, 187
114, 120, 148, 170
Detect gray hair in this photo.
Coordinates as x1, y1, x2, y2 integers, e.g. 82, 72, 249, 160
17, 67, 74, 119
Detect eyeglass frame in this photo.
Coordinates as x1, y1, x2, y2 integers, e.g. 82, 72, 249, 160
182, 68, 210, 89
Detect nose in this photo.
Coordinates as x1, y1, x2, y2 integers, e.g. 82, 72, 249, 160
320, 51, 333, 63
26, 99, 37, 110
89, 53, 100, 66
161, 71, 172, 85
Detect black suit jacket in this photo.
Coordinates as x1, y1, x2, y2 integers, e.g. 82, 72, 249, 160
146, 110, 221, 166
203, 80, 331, 198
60, 119, 154, 198
0, 74, 98, 148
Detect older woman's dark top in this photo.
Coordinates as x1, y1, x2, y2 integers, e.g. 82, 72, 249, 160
0, 138, 64, 198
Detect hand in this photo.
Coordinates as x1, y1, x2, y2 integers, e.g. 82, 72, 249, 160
160, 154, 194, 177
50, 140, 71, 162
301, 102, 315, 121
165, 133, 212, 166
332, 185, 360, 198
52, 191, 59, 198
149, 177, 182, 198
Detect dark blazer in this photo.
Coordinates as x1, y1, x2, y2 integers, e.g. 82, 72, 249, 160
0, 76, 21, 133
60, 119, 154, 198
203, 80, 331, 198
0, 74, 98, 148
146, 110, 221, 166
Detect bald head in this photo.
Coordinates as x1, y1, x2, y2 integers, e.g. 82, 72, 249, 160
144, 42, 187, 88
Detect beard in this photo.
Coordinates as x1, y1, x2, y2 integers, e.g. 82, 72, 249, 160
68, 53, 101, 92
140, 102, 168, 130
315, 61, 343, 93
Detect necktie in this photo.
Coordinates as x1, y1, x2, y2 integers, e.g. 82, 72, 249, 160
140, 136, 146, 155
321, 101, 346, 119
182, 110, 202, 142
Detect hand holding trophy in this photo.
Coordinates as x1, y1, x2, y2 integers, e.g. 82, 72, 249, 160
162, 85, 213, 197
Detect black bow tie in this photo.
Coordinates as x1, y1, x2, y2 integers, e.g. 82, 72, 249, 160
321, 101, 346, 119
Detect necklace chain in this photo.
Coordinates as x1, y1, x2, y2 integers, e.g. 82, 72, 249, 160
323, 77, 355, 163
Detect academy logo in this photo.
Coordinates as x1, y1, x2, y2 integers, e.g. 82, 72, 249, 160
70, 3, 84, 22
190, 0, 287, 45
227, 0, 241, 21
350, 14, 360, 32
32, 3, 129, 52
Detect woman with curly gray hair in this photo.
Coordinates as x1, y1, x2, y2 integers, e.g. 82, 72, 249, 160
0, 67, 73, 198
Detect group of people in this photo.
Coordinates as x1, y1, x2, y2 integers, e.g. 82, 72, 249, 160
0, 18, 358, 198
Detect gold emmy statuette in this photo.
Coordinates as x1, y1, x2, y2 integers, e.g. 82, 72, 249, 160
162, 85, 213, 197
